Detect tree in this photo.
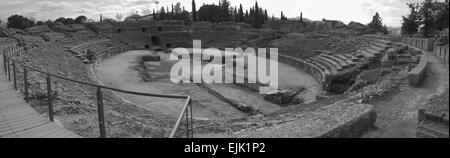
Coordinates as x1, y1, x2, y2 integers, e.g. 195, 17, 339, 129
420, 0, 437, 37
436, 0, 450, 29
7, 14, 35, 29
115, 13, 124, 22
64, 18, 76, 24
36, 21, 44, 26
401, 3, 421, 36
368, 12, 386, 33
245, 10, 249, 21
265, 9, 269, 22
280, 11, 287, 20
198, 5, 225, 23
44, 20, 53, 26
75, 15, 87, 24
253, 1, 260, 28
160, 7, 166, 20
435, 0, 449, 30
167, 6, 170, 20
54, 17, 66, 24
181, 11, 190, 24
220, 0, 231, 21
382, 25, 389, 34
174, 2, 182, 19
300, 12, 303, 23
238, 4, 244, 22
192, 0, 198, 21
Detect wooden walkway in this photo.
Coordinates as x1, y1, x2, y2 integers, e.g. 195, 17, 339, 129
0, 56, 81, 138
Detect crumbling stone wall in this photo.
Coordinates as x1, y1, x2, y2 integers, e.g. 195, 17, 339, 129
434, 44, 449, 70
200, 102, 377, 138
402, 38, 435, 51
408, 54, 428, 87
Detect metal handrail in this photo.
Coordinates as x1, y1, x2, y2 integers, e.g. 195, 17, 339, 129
1, 44, 194, 138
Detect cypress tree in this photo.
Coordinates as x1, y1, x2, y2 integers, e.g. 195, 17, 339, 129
192, 0, 197, 21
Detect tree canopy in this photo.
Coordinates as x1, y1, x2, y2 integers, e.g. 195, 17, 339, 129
7, 14, 35, 29
198, 5, 225, 23
402, 0, 449, 37
368, 12, 388, 34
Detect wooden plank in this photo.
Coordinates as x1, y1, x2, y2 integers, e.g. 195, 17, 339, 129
0, 104, 28, 110
0, 120, 47, 136
0, 97, 26, 107
2, 123, 52, 138
1, 56, 81, 138
43, 128, 74, 138
25, 124, 66, 138
36, 126, 72, 138
14, 123, 63, 138
6, 118, 48, 130
0, 119, 49, 136
2, 108, 37, 118
3, 113, 44, 125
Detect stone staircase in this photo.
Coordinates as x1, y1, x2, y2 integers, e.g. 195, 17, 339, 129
0, 24, 11, 37
303, 39, 394, 77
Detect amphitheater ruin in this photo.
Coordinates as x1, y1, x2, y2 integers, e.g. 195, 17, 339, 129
1, 8, 449, 138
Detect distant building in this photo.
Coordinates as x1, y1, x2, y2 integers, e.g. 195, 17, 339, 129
124, 14, 142, 22
138, 15, 154, 21
124, 14, 155, 22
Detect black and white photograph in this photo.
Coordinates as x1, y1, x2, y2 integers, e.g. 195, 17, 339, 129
0, 0, 448, 150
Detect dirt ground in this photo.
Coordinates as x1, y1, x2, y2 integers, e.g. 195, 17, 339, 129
362, 53, 449, 138
93, 49, 321, 120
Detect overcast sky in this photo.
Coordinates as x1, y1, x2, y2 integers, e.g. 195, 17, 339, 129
0, 0, 437, 27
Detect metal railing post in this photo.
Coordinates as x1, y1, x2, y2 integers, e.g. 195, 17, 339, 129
3, 52, 6, 74
13, 61, 17, 90
185, 109, 189, 138
7, 56, 11, 81
46, 75, 54, 122
190, 101, 193, 138
24, 68, 29, 103
96, 87, 106, 138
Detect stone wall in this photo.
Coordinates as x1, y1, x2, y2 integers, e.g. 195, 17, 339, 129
408, 54, 428, 87
402, 38, 435, 51
276, 53, 330, 91
434, 44, 449, 69
200, 102, 377, 138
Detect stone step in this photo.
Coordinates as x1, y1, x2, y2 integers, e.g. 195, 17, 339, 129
376, 39, 393, 46
308, 60, 332, 75
356, 50, 375, 59
311, 58, 338, 74
320, 54, 349, 68
315, 56, 343, 70
373, 41, 392, 49
365, 48, 381, 55
342, 54, 360, 62
333, 54, 356, 66
370, 45, 386, 52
